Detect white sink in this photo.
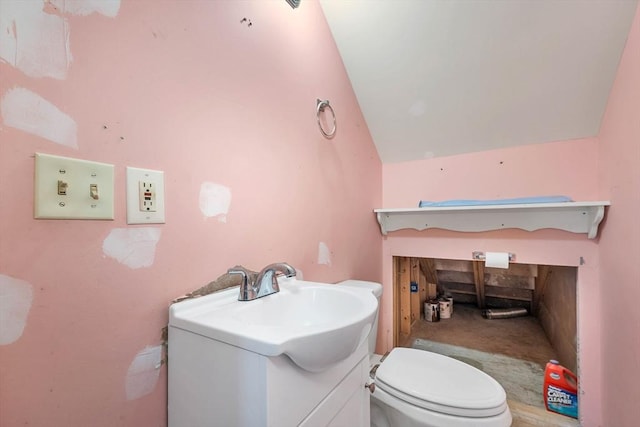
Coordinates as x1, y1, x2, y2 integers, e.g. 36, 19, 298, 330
169, 278, 378, 372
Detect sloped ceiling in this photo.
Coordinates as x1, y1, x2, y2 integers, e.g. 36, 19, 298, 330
320, 0, 638, 163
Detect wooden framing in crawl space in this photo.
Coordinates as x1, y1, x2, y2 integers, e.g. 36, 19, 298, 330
393, 257, 560, 348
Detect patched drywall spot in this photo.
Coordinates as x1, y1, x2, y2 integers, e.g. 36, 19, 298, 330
0, 1, 71, 79
50, 0, 121, 17
1, 87, 78, 149
199, 182, 232, 222
125, 345, 162, 400
103, 228, 162, 269
0, 274, 34, 345
318, 242, 332, 266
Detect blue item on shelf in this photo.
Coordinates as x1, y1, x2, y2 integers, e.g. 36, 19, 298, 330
418, 196, 572, 208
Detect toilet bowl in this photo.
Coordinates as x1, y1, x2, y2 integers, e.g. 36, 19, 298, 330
337, 280, 512, 427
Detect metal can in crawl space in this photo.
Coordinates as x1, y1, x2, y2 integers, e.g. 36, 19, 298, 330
425, 300, 440, 322
439, 297, 453, 319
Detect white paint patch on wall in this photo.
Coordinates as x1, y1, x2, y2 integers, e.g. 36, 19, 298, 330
199, 182, 232, 222
1, 87, 78, 149
318, 242, 332, 266
102, 228, 162, 269
0, 274, 34, 345
0, 1, 71, 79
50, 0, 121, 17
125, 345, 162, 400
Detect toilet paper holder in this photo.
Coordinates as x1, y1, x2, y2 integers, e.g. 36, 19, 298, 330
472, 251, 516, 262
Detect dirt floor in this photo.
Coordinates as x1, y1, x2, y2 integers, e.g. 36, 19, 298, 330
399, 303, 580, 427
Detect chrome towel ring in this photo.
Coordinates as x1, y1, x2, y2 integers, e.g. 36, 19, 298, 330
316, 99, 336, 138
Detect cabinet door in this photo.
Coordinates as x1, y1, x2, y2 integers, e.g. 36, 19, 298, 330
327, 382, 370, 427
299, 359, 370, 427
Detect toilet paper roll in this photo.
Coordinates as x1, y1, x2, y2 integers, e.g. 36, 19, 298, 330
485, 252, 510, 269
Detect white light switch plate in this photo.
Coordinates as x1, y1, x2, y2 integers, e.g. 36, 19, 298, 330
126, 167, 165, 224
34, 153, 114, 220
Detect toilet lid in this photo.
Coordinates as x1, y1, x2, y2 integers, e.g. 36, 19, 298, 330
375, 348, 508, 418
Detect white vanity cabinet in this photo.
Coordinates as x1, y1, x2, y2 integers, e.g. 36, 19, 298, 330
168, 326, 371, 427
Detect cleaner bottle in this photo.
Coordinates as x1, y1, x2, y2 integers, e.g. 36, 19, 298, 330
543, 360, 578, 419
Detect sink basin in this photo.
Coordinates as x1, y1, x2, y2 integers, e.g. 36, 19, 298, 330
169, 278, 378, 372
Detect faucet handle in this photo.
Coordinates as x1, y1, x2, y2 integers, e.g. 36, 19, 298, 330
227, 266, 250, 283
227, 266, 256, 301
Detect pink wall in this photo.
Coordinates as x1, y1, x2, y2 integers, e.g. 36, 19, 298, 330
383, 137, 600, 207
0, 2, 381, 426
380, 138, 605, 426
597, 3, 640, 426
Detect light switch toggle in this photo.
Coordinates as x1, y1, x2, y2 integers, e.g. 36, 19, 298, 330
58, 180, 68, 195
90, 184, 99, 200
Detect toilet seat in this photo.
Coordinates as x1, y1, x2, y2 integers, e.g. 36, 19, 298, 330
374, 348, 508, 418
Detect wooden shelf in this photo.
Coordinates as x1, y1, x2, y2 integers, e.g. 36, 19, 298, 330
375, 201, 610, 239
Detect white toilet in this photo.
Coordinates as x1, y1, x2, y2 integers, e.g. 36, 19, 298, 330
337, 280, 512, 427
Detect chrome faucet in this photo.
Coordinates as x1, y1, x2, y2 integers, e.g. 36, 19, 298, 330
228, 262, 297, 301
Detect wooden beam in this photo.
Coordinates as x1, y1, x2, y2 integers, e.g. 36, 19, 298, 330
485, 273, 535, 290
433, 259, 474, 273
410, 258, 421, 325
397, 257, 412, 341
393, 257, 400, 347
419, 258, 438, 284
437, 270, 476, 285
486, 263, 538, 278
418, 259, 428, 319
472, 260, 486, 309
485, 286, 533, 301
533, 265, 552, 315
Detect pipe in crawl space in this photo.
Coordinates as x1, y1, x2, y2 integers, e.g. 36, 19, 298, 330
482, 307, 528, 319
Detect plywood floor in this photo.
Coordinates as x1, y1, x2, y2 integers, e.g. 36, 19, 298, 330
398, 303, 580, 427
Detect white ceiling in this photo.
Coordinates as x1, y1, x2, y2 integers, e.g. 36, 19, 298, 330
320, 0, 638, 163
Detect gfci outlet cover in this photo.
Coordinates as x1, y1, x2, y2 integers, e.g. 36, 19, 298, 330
126, 167, 165, 224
